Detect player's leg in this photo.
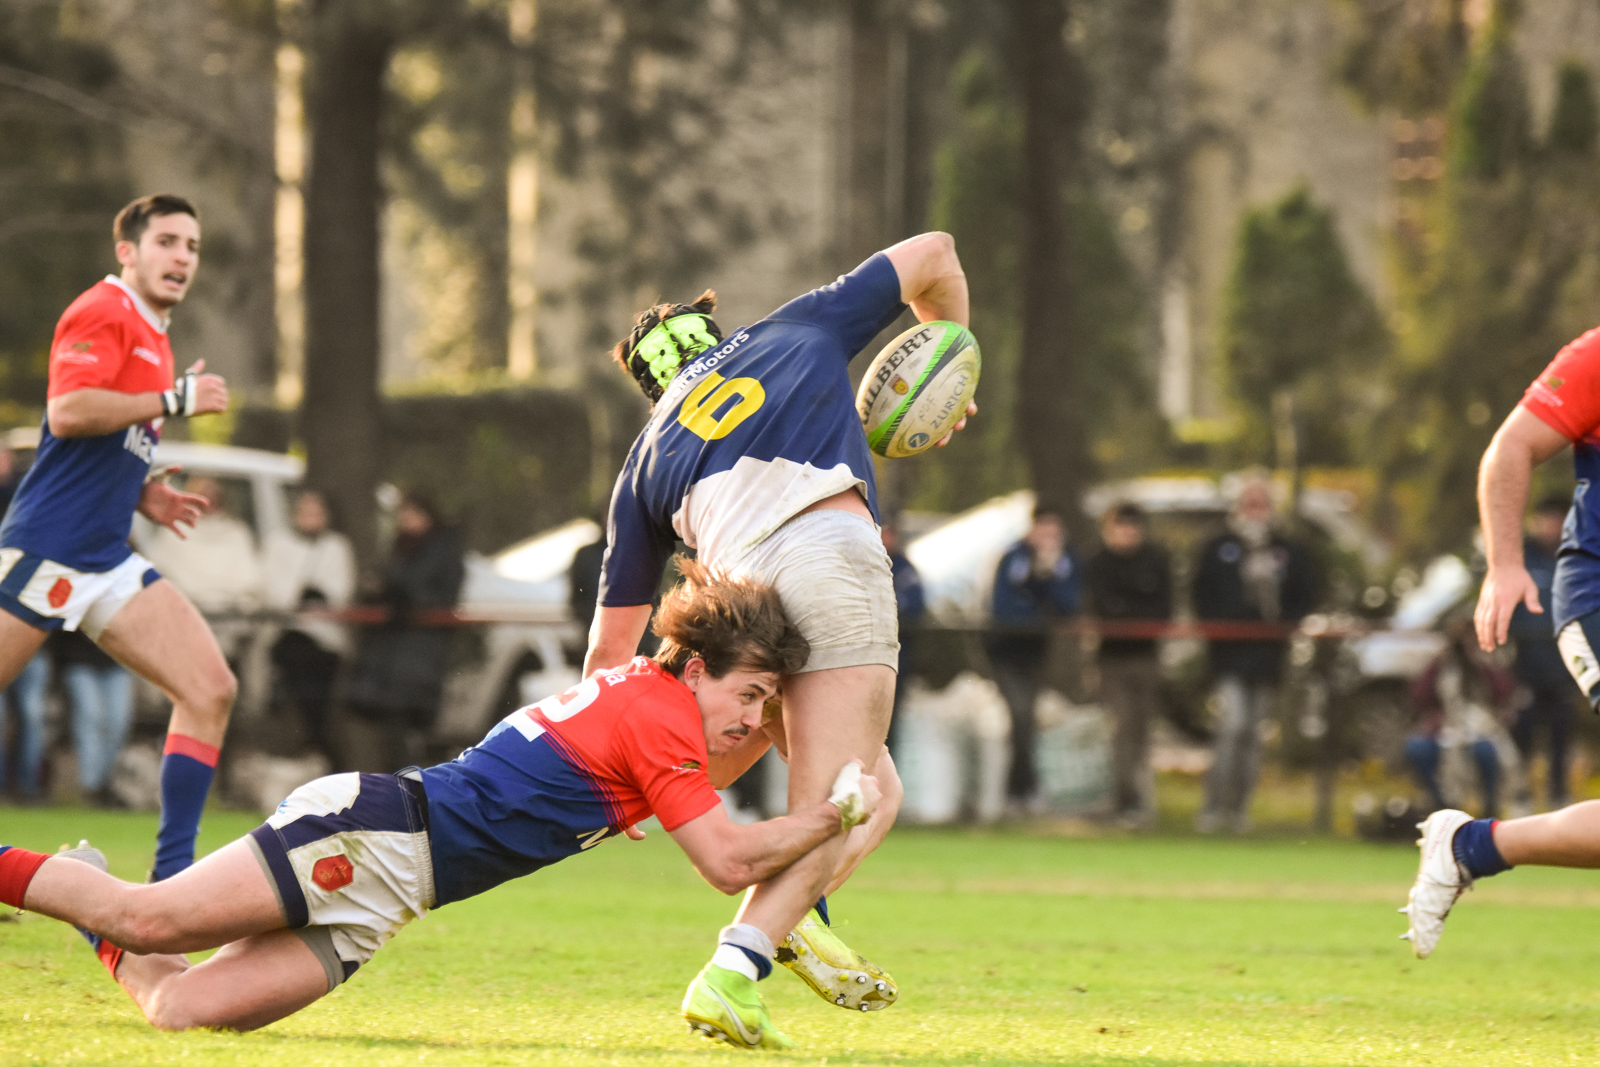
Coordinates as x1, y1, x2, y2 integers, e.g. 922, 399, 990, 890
824, 746, 902, 896
120, 929, 330, 1031
0, 609, 49, 691
15, 837, 282, 953
94, 578, 237, 879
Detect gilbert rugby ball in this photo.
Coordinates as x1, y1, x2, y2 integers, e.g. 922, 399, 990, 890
857, 320, 981, 458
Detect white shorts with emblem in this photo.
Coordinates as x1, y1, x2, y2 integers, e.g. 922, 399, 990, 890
723, 509, 899, 673
246, 771, 435, 991
0, 548, 158, 638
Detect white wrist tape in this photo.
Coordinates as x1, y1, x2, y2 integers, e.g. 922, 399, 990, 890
827, 762, 867, 829
160, 371, 199, 417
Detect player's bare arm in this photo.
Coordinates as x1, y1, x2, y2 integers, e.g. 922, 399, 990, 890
48, 360, 229, 438
669, 762, 879, 895
882, 232, 976, 445
585, 602, 655, 674
137, 476, 208, 539
1474, 406, 1570, 651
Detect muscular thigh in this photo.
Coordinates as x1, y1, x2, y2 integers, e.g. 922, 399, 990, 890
781, 664, 895, 806
95, 578, 230, 705
0, 609, 47, 688
154, 928, 330, 1031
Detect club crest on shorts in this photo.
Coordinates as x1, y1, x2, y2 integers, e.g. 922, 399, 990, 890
47, 577, 72, 610
312, 854, 355, 892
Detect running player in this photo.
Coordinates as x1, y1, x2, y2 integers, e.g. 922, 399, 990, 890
0, 564, 878, 1044
586, 232, 971, 1041
0, 195, 233, 883
1404, 324, 1600, 955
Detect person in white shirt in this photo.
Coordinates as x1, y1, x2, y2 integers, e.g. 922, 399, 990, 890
141, 475, 263, 617
263, 489, 354, 768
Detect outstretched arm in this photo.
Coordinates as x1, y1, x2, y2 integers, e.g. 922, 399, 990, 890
884, 232, 969, 328
1474, 406, 1569, 651
669, 762, 879, 894
48, 360, 228, 438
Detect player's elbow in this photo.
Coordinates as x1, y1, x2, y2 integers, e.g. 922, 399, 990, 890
703, 860, 752, 896
45, 400, 90, 438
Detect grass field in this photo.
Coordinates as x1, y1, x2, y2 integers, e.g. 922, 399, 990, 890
5, 806, 1600, 1066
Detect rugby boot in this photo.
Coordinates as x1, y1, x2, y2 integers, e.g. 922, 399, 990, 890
1400, 808, 1474, 959
778, 911, 897, 1011
55, 840, 124, 975
682, 963, 794, 1051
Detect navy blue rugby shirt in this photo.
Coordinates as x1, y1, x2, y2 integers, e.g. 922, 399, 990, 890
598, 253, 906, 607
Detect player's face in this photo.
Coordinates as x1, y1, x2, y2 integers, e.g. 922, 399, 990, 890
117, 213, 201, 310
685, 661, 780, 756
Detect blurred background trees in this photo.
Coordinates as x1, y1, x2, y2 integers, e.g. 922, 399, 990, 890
6, 0, 1600, 569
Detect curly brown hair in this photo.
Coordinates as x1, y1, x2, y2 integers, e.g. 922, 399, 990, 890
652, 557, 809, 679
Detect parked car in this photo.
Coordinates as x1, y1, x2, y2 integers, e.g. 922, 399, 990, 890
130, 441, 586, 750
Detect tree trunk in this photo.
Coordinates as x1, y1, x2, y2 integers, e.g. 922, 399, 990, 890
1013, 0, 1090, 539
301, 4, 391, 569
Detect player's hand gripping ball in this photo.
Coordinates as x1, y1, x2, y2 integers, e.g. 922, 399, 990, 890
856, 320, 981, 458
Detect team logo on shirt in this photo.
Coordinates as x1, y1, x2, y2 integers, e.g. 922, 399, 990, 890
57, 341, 97, 365
1547, 376, 1566, 390
132, 346, 161, 365
676, 760, 702, 773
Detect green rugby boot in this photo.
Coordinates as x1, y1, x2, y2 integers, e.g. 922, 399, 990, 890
681, 963, 795, 1051
777, 913, 898, 1011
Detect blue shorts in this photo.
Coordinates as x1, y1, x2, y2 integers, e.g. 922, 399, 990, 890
0, 548, 159, 637
246, 771, 434, 990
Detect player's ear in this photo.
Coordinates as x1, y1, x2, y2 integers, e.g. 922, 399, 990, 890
682, 657, 706, 691
114, 240, 138, 267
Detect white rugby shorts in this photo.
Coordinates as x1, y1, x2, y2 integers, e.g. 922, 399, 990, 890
725, 509, 899, 673
0, 548, 159, 638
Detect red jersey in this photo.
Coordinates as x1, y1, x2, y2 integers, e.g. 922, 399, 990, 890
1519, 326, 1600, 629
0, 277, 177, 571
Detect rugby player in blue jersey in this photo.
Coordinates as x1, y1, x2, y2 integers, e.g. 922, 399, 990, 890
586, 232, 972, 1047
0, 196, 234, 909
0, 565, 879, 1042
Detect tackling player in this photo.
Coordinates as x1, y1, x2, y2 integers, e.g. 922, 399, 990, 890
587, 232, 971, 1042
0, 564, 879, 1046
1404, 324, 1600, 955
0, 195, 232, 883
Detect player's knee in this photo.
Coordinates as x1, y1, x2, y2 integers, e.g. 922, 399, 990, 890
192, 663, 238, 719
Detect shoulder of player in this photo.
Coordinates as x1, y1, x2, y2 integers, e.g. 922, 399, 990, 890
598, 661, 697, 719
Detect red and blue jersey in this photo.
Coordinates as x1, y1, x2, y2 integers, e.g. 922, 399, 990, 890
0, 278, 173, 572
1519, 327, 1600, 630
418, 658, 721, 905
598, 253, 907, 606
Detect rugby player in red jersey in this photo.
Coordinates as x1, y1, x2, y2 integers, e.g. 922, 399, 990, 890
0, 195, 233, 898
0, 564, 877, 1048
1403, 326, 1600, 957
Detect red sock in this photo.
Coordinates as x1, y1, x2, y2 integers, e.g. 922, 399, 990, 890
96, 938, 124, 977
0, 846, 50, 909
163, 733, 220, 765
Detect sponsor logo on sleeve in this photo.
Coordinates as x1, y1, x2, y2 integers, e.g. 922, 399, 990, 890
675, 760, 702, 773
132, 346, 160, 365
56, 341, 98, 365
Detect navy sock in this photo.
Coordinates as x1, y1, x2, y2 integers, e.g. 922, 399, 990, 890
814, 895, 830, 927
152, 736, 219, 881
1452, 818, 1512, 879
732, 944, 773, 980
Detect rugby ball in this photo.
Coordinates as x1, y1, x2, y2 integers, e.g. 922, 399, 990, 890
856, 321, 981, 458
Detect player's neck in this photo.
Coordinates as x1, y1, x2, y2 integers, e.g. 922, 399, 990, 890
114, 270, 174, 328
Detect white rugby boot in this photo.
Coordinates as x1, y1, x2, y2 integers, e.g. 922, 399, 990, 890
1400, 809, 1474, 959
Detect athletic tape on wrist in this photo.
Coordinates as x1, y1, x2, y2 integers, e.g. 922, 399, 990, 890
160, 372, 198, 418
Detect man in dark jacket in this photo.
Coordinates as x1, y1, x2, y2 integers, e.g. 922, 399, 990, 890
987, 506, 1079, 813
1192, 477, 1317, 833
1508, 495, 1582, 809
882, 522, 925, 759
1085, 502, 1171, 825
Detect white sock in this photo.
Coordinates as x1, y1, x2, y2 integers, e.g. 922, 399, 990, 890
711, 943, 761, 981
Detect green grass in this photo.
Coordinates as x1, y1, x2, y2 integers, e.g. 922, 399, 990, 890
4, 806, 1600, 1065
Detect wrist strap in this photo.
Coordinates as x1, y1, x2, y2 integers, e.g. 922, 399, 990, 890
160, 372, 197, 417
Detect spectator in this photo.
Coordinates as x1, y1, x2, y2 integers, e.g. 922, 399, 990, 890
52, 629, 133, 805
1406, 621, 1514, 817
882, 521, 926, 758
346, 490, 465, 771
1192, 476, 1317, 833
1507, 495, 1581, 809
0, 433, 48, 802
0, 646, 49, 802
987, 505, 1080, 815
263, 489, 355, 769
1085, 502, 1172, 826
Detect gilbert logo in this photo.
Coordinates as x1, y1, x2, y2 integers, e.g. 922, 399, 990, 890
311, 854, 354, 891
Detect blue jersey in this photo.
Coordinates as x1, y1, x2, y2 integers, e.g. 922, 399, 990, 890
0, 278, 173, 572
598, 253, 906, 606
